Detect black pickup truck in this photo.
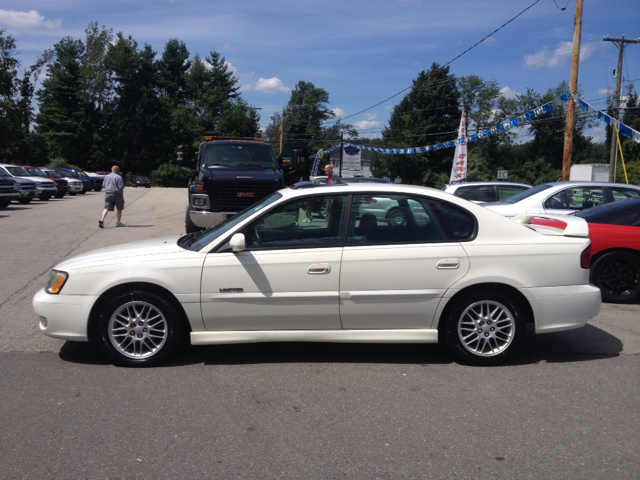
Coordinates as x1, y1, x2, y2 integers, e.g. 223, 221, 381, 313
0, 173, 20, 208
178, 137, 310, 233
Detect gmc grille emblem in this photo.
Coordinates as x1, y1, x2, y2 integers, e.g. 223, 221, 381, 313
237, 192, 254, 197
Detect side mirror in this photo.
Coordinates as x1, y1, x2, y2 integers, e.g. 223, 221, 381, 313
229, 233, 246, 252
176, 145, 185, 167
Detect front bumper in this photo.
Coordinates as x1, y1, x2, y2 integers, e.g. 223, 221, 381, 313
33, 289, 97, 342
189, 209, 231, 229
522, 284, 601, 333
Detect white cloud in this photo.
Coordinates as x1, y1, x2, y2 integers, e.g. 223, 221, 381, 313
253, 77, 291, 94
0, 10, 61, 30
363, 113, 379, 121
598, 88, 611, 96
354, 119, 382, 132
500, 86, 520, 99
385, 105, 395, 111
523, 41, 597, 70
332, 108, 347, 118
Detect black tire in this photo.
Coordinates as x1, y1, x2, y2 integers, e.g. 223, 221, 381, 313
442, 291, 524, 366
18, 198, 32, 204
38, 194, 51, 201
55, 193, 65, 199
146, 185, 150, 188
0, 199, 10, 209
591, 251, 640, 304
79, 190, 87, 195
98, 290, 186, 367
185, 205, 204, 233
93, 187, 102, 192
69, 192, 77, 196
386, 207, 407, 227
133, 184, 137, 188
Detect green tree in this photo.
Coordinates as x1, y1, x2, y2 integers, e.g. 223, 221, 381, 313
373, 63, 460, 186
35, 37, 91, 165
0, 30, 22, 157
217, 97, 260, 137
157, 38, 190, 104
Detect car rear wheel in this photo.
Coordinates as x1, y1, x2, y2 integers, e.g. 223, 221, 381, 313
591, 252, 640, 304
98, 291, 186, 367
442, 291, 524, 366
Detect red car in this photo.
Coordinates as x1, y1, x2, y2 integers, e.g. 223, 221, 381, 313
19, 165, 70, 198
531, 196, 640, 304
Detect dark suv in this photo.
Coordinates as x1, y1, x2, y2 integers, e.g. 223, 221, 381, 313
0, 174, 19, 208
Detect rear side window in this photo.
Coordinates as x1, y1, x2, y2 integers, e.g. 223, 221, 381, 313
429, 200, 477, 241
608, 187, 640, 202
454, 185, 496, 203
545, 187, 605, 210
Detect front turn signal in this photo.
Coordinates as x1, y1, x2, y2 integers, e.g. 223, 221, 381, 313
46, 270, 68, 294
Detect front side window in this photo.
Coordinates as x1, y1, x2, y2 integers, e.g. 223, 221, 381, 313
241, 195, 348, 249
498, 185, 529, 201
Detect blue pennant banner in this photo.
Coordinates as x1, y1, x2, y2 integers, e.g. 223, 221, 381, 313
309, 93, 640, 158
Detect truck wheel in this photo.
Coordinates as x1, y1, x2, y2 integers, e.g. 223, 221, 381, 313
185, 206, 204, 233
18, 198, 32, 204
0, 199, 10, 209
38, 194, 51, 201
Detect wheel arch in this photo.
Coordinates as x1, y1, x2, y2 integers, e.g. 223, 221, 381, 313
87, 282, 192, 343
590, 247, 640, 266
437, 282, 534, 333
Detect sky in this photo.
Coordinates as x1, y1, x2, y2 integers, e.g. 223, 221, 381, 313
1, 0, 640, 145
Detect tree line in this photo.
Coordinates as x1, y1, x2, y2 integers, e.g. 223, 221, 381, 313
1, 24, 637, 188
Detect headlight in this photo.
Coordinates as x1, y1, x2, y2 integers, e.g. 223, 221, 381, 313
46, 270, 68, 294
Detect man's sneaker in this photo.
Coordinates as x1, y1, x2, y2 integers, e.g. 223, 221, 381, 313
98, 220, 104, 228
303, 217, 312, 223
116, 222, 126, 227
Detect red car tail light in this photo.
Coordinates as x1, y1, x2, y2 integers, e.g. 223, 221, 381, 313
363, 197, 377, 204
580, 244, 591, 269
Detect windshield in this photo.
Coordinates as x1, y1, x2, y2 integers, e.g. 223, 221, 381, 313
180, 192, 283, 251
502, 183, 553, 204
27, 168, 48, 177
5, 166, 30, 176
201, 143, 277, 169
44, 171, 62, 178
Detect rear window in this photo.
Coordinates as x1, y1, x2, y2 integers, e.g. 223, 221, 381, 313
576, 197, 640, 226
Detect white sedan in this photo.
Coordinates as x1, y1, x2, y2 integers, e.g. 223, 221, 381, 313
33, 183, 601, 367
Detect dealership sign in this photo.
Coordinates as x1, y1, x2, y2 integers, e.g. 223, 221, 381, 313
342, 145, 361, 170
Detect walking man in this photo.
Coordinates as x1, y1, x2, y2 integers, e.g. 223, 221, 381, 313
99, 165, 125, 228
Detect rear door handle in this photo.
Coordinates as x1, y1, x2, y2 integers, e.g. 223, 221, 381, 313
436, 259, 460, 269
308, 264, 331, 274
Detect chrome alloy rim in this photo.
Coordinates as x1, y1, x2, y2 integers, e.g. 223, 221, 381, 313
108, 301, 168, 359
457, 300, 515, 357
388, 211, 406, 227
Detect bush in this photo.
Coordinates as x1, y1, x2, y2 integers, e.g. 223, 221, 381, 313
45, 157, 81, 170
150, 162, 192, 187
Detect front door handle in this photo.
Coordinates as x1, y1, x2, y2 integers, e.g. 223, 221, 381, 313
436, 259, 460, 269
308, 264, 331, 275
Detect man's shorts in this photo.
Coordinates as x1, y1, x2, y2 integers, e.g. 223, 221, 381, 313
104, 192, 124, 211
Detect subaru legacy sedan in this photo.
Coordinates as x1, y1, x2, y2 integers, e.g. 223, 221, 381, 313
34, 183, 600, 367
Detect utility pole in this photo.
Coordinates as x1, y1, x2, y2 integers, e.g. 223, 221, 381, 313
561, 0, 583, 181
603, 35, 640, 182
338, 131, 344, 177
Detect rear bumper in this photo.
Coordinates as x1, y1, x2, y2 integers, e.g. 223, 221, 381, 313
33, 289, 95, 342
522, 284, 601, 333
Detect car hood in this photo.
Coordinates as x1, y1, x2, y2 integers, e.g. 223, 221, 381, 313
56, 236, 187, 271
20, 176, 55, 184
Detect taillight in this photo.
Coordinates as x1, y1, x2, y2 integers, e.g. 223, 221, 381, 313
363, 197, 377, 204
580, 244, 591, 269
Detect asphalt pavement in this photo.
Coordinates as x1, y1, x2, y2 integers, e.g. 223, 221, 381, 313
1, 187, 639, 479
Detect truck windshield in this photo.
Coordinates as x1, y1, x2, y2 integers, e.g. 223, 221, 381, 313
202, 143, 277, 169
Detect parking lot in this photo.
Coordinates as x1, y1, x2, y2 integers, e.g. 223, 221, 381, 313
1, 187, 639, 479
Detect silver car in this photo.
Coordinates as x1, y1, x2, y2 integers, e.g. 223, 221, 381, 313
484, 181, 640, 218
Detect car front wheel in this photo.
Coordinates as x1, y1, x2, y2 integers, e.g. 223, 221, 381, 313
442, 291, 524, 366
591, 251, 640, 304
98, 291, 185, 367
386, 207, 407, 227
18, 198, 32, 204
